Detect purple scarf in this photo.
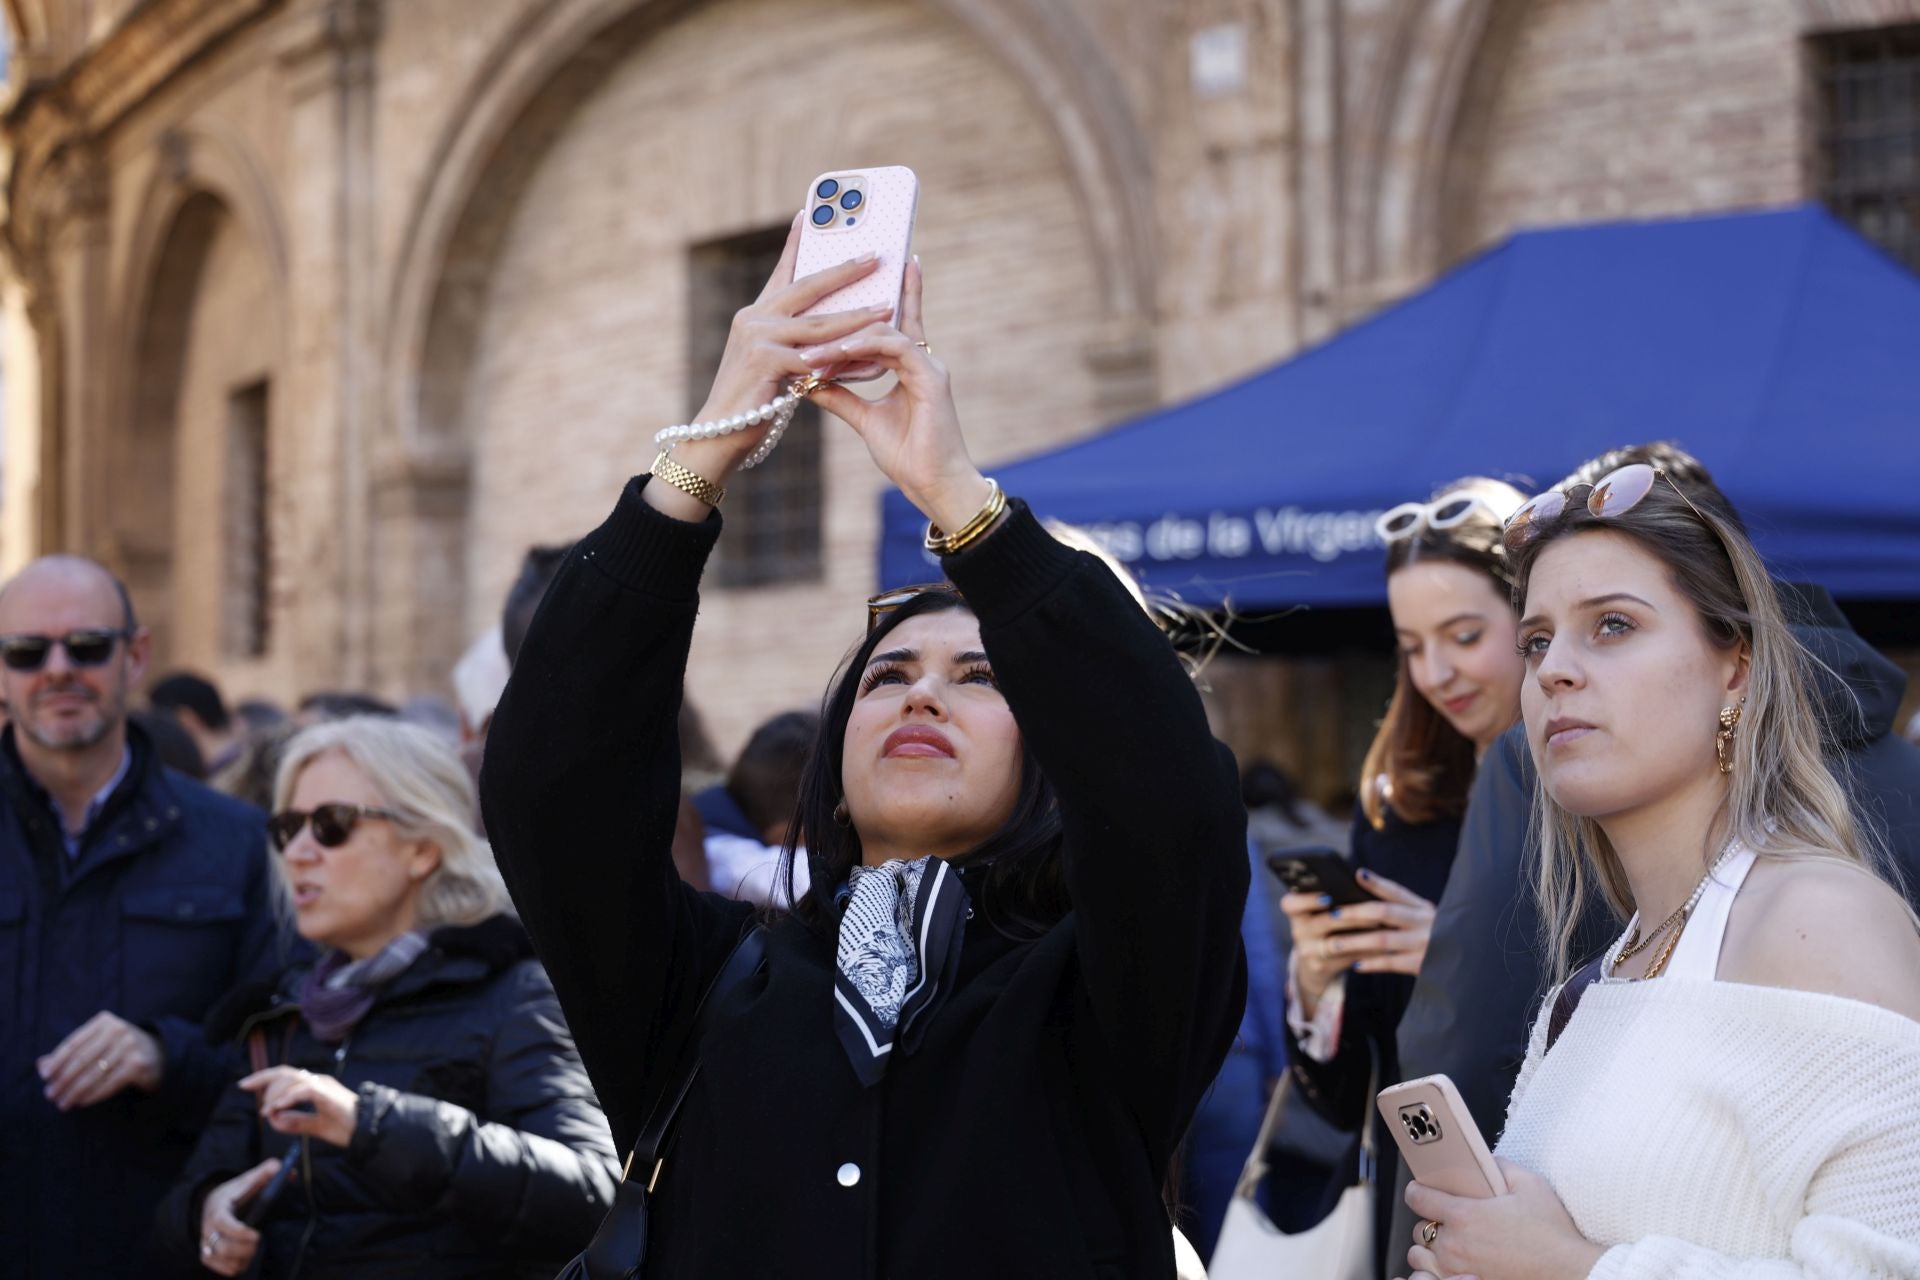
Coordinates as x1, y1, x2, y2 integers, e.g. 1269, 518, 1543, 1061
297, 930, 430, 1043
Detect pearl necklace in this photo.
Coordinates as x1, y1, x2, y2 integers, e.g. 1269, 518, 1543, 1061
652, 382, 812, 471
1605, 841, 1740, 981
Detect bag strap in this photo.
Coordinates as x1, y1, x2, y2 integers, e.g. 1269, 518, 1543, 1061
1233, 1044, 1379, 1202
1546, 951, 1607, 1054
620, 925, 769, 1190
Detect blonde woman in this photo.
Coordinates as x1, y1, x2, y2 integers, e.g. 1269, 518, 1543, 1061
157, 717, 617, 1278
1398, 462, 1920, 1279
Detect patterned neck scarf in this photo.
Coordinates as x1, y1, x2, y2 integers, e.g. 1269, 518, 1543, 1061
297, 930, 430, 1043
832, 857, 969, 1087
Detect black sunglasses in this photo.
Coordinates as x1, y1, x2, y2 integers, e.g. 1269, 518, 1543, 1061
0, 628, 132, 673
267, 803, 404, 852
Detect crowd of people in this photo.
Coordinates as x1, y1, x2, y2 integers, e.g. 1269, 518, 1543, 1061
1, 214, 1917, 1280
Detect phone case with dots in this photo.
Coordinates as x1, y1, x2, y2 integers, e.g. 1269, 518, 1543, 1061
794, 166, 919, 321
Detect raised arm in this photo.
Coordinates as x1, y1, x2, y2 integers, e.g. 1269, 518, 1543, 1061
936, 505, 1249, 1168
812, 267, 1247, 1172
481, 226, 908, 1150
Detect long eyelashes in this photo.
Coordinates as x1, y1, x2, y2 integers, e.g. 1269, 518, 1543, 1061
1516, 613, 1637, 660
859, 662, 998, 695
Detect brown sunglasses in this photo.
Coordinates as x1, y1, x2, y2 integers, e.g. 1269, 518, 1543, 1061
866, 582, 965, 634
267, 803, 404, 852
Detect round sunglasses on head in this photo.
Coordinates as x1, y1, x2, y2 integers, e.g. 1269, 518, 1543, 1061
0, 628, 132, 673
1501, 462, 1715, 551
267, 803, 405, 852
1375, 491, 1498, 543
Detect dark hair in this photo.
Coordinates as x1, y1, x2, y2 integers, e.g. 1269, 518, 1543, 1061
1241, 760, 1304, 827
149, 672, 230, 731
781, 590, 1067, 938
1360, 477, 1524, 828
501, 544, 572, 669
234, 698, 289, 734
728, 710, 820, 835
297, 691, 400, 721
133, 708, 206, 779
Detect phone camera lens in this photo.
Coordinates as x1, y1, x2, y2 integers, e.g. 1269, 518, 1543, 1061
816, 178, 840, 199
840, 189, 863, 211
811, 205, 835, 227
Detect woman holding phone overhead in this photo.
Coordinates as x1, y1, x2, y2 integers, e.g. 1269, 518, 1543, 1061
480, 211, 1248, 1278
1279, 477, 1526, 1275
1398, 462, 1920, 1279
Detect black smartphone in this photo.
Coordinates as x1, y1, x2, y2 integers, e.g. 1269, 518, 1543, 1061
239, 1141, 303, 1228
1265, 846, 1373, 907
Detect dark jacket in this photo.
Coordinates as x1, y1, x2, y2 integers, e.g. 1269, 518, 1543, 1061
0, 724, 286, 1279
481, 482, 1250, 1280
1388, 581, 1920, 1260
155, 914, 619, 1278
1284, 806, 1462, 1275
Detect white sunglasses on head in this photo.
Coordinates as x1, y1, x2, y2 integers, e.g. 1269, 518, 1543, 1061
1375, 491, 1501, 543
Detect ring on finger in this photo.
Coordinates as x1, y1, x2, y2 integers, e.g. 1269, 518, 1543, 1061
1419, 1219, 1441, 1247
914, 340, 933, 355
97, 1057, 111, 1074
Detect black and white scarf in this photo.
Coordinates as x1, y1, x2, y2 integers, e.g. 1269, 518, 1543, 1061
832, 857, 969, 1087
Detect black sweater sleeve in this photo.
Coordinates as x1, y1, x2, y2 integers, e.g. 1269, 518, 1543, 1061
480, 479, 754, 1155
940, 503, 1250, 1173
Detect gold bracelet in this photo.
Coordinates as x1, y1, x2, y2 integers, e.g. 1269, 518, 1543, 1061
650, 451, 726, 507
924, 478, 1007, 555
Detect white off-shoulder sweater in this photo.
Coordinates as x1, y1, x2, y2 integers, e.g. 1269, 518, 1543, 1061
1497, 976, 1920, 1278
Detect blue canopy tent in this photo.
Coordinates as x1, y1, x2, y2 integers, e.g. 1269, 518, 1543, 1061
879, 205, 1920, 607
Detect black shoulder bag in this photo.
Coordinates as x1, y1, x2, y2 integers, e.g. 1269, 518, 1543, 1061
558, 926, 769, 1280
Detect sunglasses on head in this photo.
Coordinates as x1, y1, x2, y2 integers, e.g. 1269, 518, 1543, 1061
866, 582, 964, 635
0, 628, 132, 673
266, 803, 405, 853
1501, 462, 1715, 551
1375, 491, 1504, 543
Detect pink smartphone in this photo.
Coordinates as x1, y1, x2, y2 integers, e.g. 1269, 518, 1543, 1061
793, 167, 919, 381
1377, 1074, 1508, 1198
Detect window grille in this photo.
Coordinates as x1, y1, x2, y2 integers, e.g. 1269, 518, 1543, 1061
689, 227, 824, 588
1813, 24, 1920, 272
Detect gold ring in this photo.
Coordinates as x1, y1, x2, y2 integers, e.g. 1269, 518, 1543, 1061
791, 373, 827, 398
1419, 1219, 1440, 1247
97, 1058, 111, 1074
914, 340, 933, 355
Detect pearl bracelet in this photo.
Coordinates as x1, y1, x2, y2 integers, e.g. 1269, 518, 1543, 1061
653, 387, 805, 471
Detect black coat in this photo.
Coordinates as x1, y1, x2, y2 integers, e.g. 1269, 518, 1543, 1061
1388, 581, 1920, 1260
154, 915, 619, 1278
0, 725, 287, 1279
1283, 805, 1461, 1276
481, 482, 1249, 1280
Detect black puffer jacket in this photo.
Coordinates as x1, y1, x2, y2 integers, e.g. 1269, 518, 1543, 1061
154, 915, 618, 1278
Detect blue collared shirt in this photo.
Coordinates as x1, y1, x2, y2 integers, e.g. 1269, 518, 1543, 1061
48, 747, 133, 858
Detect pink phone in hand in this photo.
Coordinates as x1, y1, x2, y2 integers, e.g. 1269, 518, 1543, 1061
1377, 1074, 1508, 1199
794, 166, 919, 381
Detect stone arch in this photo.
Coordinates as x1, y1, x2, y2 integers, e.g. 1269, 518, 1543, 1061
1346, 0, 1501, 296
381, 0, 1154, 465
368, 0, 1155, 696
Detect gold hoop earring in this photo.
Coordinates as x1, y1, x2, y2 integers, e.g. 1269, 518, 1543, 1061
1715, 704, 1743, 775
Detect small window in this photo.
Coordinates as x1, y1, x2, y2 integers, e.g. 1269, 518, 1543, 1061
689, 227, 824, 588
1812, 23, 1920, 271
225, 380, 270, 657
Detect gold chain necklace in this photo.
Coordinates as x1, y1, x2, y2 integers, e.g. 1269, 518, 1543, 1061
1608, 842, 1739, 981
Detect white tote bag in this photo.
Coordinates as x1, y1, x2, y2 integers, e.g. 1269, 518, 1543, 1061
1208, 1066, 1375, 1280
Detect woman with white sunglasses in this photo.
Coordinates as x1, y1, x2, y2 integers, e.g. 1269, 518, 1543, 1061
1279, 476, 1526, 1274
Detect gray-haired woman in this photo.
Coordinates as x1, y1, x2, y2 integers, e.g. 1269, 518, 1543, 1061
156, 717, 617, 1278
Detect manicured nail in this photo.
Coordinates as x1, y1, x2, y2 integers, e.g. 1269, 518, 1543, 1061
1350, 962, 1363, 972
1316, 894, 1332, 908
1329, 908, 1342, 919
1356, 869, 1372, 881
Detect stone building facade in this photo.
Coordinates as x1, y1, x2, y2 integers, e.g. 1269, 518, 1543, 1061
0, 0, 1915, 787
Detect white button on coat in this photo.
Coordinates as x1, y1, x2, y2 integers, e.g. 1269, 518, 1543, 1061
836, 1162, 861, 1187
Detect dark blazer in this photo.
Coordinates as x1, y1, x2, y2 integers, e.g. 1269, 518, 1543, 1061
1283, 804, 1462, 1276
0, 724, 286, 1279
155, 914, 618, 1278
481, 482, 1250, 1280
1388, 581, 1920, 1258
